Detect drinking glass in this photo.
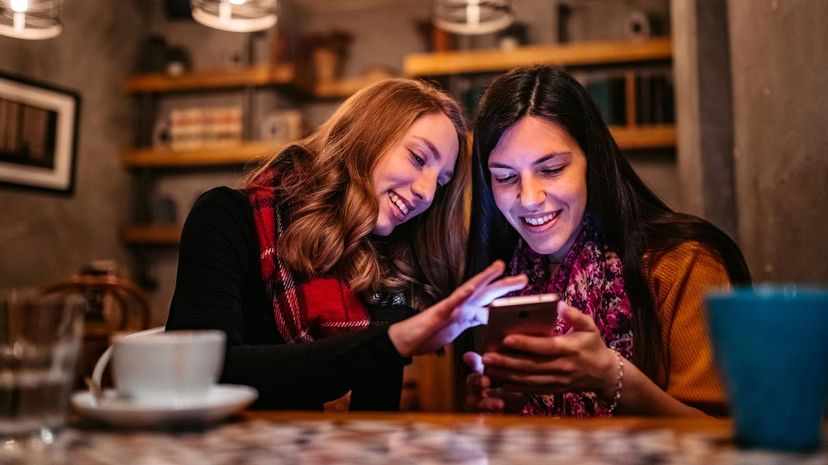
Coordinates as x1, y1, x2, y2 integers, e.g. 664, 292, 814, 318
0, 290, 86, 441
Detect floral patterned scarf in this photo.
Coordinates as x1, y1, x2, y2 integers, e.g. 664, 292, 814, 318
506, 217, 633, 417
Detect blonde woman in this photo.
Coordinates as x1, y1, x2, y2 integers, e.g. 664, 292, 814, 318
167, 79, 527, 410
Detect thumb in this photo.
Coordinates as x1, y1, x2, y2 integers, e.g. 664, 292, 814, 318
463, 351, 484, 374
557, 300, 596, 332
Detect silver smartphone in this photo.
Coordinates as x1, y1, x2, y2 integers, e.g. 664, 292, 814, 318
484, 293, 559, 354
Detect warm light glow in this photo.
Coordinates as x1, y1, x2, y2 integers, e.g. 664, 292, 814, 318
10, 0, 28, 33
13, 11, 24, 32
0, 0, 63, 39
191, 0, 277, 33
434, 0, 513, 35
10, 0, 28, 12
219, 0, 230, 22
467, 0, 479, 27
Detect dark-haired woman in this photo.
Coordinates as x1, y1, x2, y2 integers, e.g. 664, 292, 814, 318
462, 66, 750, 417
167, 78, 527, 411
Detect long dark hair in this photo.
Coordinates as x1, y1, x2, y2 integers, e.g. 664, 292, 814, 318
466, 66, 750, 381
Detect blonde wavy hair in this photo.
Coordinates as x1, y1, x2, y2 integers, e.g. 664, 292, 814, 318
244, 79, 469, 309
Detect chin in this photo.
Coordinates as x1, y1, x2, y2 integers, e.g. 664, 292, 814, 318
373, 227, 392, 237
372, 220, 393, 236
524, 238, 565, 256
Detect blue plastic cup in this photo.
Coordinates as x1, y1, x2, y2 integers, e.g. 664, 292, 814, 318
705, 286, 828, 451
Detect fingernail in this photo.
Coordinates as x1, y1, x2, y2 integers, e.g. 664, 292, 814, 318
482, 354, 492, 364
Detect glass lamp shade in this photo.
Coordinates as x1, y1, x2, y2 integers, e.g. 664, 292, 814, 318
0, 0, 62, 40
191, 0, 277, 33
433, 0, 513, 35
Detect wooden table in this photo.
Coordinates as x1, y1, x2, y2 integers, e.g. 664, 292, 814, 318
7, 412, 828, 464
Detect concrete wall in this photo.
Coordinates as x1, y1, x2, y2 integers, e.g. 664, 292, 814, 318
671, 0, 737, 237
1, 0, 680, 321
0, 0, 145, 293
297, 0, 681, 206
728, 0, 828, 283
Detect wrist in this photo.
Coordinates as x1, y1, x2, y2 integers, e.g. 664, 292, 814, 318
598, 348, 619, 400
387, 322, 414, 358
603, 349, 625, 416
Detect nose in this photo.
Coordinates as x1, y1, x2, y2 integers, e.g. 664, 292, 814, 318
518, 175, 545, 210
411, 170, 438, 206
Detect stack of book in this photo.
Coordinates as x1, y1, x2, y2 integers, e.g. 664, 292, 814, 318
586, 76, 627, 126
635, 71, 674, 125
168, 106, 243, 151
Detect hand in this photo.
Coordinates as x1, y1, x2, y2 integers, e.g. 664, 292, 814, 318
463, 352, 527, 413
482, 301, 619, 400
388, 261, 527, 357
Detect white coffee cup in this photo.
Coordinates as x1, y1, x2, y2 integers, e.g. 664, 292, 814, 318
110, 330, 225, 405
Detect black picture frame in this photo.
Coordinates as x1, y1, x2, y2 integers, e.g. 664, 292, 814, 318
0, 71, 81, 194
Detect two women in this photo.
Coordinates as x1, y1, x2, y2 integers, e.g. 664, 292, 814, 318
166, 79, 526, 410
168, 67, 750, 416
462, 66, 750, 417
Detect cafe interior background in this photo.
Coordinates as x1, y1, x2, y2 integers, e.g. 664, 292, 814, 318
0, 0, 825, 412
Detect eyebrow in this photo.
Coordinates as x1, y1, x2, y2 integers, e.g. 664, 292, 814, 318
413, 136, 442, 162
488, 152, 571, 169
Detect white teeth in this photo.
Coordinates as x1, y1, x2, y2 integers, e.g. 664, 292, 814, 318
389, 192, 409, 216
522, 212, 558, 226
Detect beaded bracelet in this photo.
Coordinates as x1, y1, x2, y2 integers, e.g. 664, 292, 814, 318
607, 349, 625, 416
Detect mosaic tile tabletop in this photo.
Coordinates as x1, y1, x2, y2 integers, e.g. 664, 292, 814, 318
3, 417, 827, 465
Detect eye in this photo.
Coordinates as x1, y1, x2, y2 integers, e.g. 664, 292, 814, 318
540, 165, 565, 176
409, 150, 426, 167
493, 173, 517, 185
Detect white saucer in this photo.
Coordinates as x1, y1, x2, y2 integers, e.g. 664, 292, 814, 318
71, 385, 258, 428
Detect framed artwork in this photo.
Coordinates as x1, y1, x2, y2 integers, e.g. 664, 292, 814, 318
0, 71, 81, 194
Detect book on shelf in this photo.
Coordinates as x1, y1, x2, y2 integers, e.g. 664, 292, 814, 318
635, 71, 674, 125
586, 75, 626, 126
167, 105, 243, 151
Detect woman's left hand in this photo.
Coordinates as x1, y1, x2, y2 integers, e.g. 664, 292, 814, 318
482, 301, 619, 400
388, 261, 527, 357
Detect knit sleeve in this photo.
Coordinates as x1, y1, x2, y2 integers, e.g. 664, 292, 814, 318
166, 187, 409, 411
647, 242, 731, 415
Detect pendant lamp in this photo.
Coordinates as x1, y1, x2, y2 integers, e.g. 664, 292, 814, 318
433, 0, 514, 35
191, 0, 277, 33
0, 0, 62, 40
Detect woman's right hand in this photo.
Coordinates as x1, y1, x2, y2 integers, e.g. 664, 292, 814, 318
463, 351, 528, 413
388, 261, 527, 357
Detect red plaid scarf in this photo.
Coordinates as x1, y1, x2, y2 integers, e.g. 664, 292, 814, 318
246, 171, 372, 343
507, 218, 633, 417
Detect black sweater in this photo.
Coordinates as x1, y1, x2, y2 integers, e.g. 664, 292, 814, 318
166, 187, 411, 411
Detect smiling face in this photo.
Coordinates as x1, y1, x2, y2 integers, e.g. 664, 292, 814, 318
488, 116, 587, 261
371, 111, 460, 236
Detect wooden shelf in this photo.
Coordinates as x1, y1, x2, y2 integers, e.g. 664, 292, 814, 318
404, 38, 672, 76
122, 142, 285, 168
123, 64, 378, 99
124, 64, 296, 94
610, 124, 676, 150
121, 225, 181, 246
313, 75, 390, 99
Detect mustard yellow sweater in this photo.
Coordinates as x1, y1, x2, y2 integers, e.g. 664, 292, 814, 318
646, 241, 730, 415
